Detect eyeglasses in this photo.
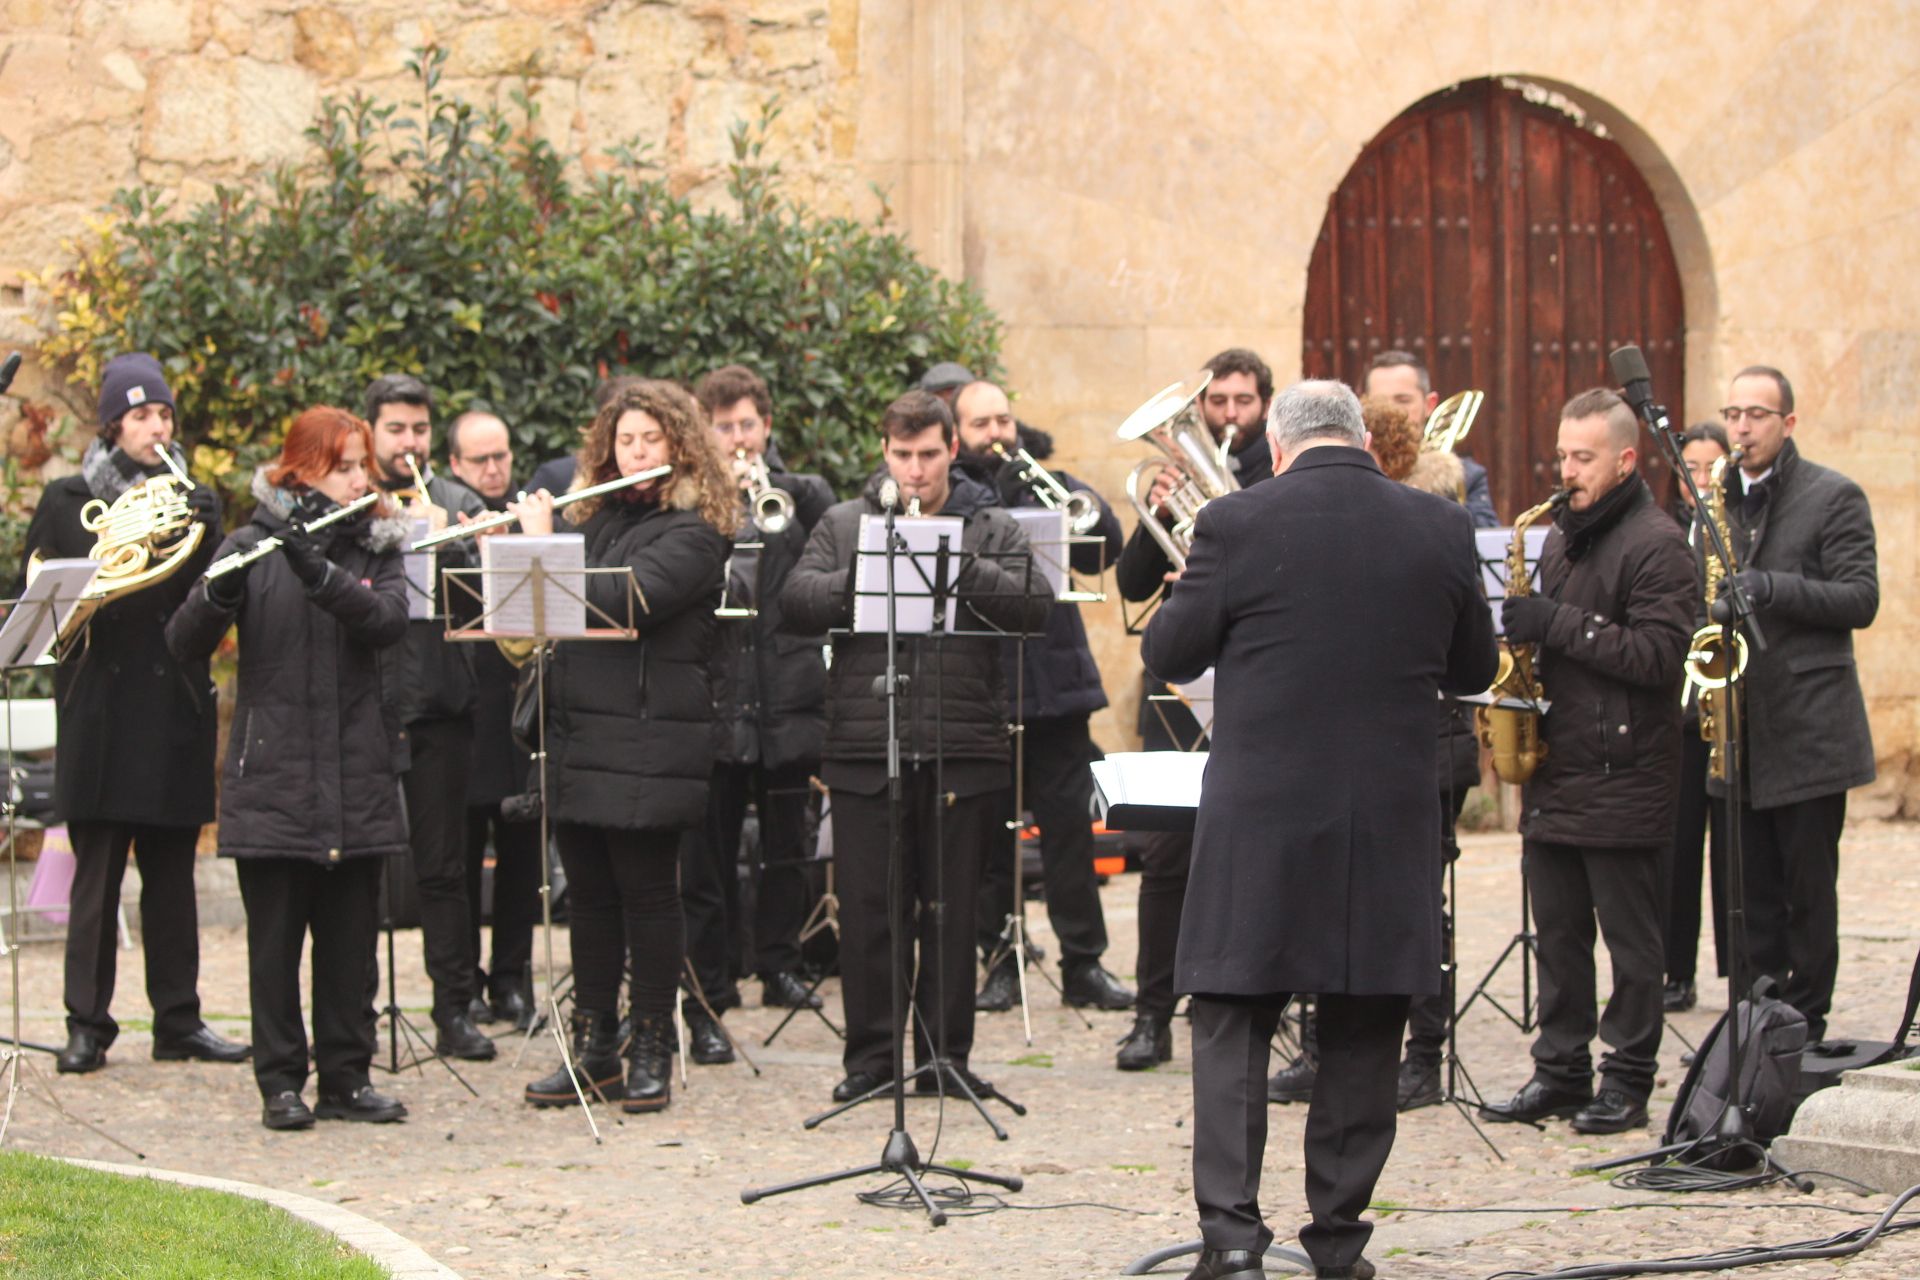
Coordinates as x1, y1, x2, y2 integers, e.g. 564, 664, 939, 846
1719, 405, 1786, 424
459, 450, 512, 468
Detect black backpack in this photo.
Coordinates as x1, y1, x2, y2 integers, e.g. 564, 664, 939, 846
1794, 948, 1920, 1103
1664, 977, 1807, 1164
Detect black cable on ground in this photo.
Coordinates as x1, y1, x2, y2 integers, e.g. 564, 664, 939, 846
853, 1173, 1150, 1218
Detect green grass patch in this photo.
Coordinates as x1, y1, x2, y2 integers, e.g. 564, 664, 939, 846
945, 1158, 974, 1171
1384, 1247, 1407, 1258
1008, 1053, 1054, 1069
0, 1152, 388, 1279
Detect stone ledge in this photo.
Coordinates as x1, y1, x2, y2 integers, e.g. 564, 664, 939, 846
60, 1158, 463, 1280
1774, 1060, 1920, 1194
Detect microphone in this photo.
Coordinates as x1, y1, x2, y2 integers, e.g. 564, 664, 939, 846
0, 352, 20, 396
878, 478, 900, 512
1607, 344, 1657, 423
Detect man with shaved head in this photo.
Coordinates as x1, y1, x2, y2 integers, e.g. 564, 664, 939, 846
1479, 387, 1696, 1137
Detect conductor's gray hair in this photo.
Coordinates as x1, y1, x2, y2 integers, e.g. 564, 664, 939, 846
1267, 380, 1367, 451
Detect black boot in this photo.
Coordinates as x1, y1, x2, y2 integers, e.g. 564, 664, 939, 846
524, 1009, 622, 1107
622, 1013, 674, 1114
1115, 1014, 1172, 1071
684, 1002, 735, 1065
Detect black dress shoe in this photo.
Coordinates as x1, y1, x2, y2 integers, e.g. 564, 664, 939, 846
55, 1029, 108, 1074
315, 1084, 408, 1123
1571, 1086, 1648, 1134
914, 1062, 994, 1098
1267, 1052, 1316, 1103
976, 958, 1018, 1012
761, 970, 823, 1010
832, 1070, 890, 1103
469, 995, 497, 1025
1478, 1077, 1592, 1124
261, 1090, 316, 1131
1316, 1258, 1376, 1279
1663, 979, 1697, 1013
1116, 1015, 1173, 1071
1184, 1247, 1266, 1280
684, 1005, 735, 1065
1063, 961, 1136, 1011
1396, 1055, 1442, 1111
489, 984, 533, 1031
434, 1012, 498, 1061
153, 1025, 252, 1064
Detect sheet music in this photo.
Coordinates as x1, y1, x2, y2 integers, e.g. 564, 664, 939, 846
852, 514, 963, 634
0, 560, 98, 668
1008, 507, 1069, 600
1476, 526, 1549, 635
403, 515, 437, 621
481, 534, 588, 638
1090, 751, 1209, 831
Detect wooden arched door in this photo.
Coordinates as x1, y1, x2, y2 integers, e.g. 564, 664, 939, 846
1302, 79, 1685, 519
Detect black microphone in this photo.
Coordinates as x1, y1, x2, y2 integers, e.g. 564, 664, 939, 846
1608, 345, 1656, 422
0, 352, 20, 396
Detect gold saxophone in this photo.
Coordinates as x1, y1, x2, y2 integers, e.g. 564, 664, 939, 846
1477, 491, 1566, 784
1683, 448, 1749, 781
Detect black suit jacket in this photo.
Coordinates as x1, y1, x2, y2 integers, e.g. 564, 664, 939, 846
1142, 445, 1497, 997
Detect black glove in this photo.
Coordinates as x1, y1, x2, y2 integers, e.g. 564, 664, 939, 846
205, 559, 248, 610
291, 488, 337, 526
1708, 569, 1773, 624
279, 524, 331, 589
1501, 595, 1562, 645
186, 484, 220, 526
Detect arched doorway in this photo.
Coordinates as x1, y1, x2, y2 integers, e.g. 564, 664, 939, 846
1301, 78, 1685, 519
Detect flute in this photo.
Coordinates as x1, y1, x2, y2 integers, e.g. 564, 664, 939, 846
204, 491, 382, 579
410, 466, 672, 551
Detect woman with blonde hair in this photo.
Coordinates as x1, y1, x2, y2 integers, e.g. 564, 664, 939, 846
514, 380, 735, 1114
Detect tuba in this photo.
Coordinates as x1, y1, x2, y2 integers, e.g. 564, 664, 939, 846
28, 445, 206, 645
1118, 370, 1239, 570
1477, 490, 1566, 784
1682, 448, 1749, 781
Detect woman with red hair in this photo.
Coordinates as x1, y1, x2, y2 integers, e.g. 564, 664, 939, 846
169, 405, 413, 1132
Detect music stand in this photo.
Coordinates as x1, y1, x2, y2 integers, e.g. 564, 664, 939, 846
442, 540, 646, 1143
761, 780, 844, 1048
0, 562, 143, 1158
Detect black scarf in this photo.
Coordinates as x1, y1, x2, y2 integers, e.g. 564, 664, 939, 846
80, 438, 182, 503
1556, 472, 1646, 563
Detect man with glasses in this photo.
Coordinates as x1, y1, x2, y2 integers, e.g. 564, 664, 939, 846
1710, 367, 1877, 1045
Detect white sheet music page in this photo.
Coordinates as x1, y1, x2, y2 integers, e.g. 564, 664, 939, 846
481, 534, 589, 638
852, 513, 963, 634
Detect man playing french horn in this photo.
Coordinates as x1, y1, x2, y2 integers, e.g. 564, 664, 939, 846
1478, 387, 1694, 1136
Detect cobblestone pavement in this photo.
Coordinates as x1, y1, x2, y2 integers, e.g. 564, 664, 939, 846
4, 822, 1918, 1279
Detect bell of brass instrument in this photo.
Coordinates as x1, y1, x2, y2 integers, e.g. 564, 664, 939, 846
737, 449, 795, 535
1422, 389, 1485, 455
1118, 370, 1238, 570
29, 445, 206, 644
1683, 448, 1749, 781
1477, 490, 1567, 784
989, 440, 1100, 534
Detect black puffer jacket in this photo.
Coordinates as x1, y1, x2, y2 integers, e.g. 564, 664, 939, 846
1519, 478, 1696, 849
166, 479, 412, 863
545, 490, 731, 832
18, 464, 221, 828
780, 470, 1051, 766
380, 471, 489, 732
710, 463, 835, 770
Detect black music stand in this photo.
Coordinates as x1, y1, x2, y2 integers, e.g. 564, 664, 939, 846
443, 545, 646, 1143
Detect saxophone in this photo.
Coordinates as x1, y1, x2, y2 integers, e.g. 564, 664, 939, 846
1683, 448, 1749, 780
1477, 491, 1567, 784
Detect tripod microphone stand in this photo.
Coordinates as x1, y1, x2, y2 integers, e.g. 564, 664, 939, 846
742, 485, 1024, 1222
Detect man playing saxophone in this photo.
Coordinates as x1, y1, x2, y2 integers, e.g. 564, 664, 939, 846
1479, 388, 1694, 1135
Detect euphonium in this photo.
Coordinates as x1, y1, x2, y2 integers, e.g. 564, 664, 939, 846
1422, 389, 1485, 455
1118, 370, 1239, 570
1477, 491, 1567, 784
28, 445, 206, 645
1683, 447, 1749, 781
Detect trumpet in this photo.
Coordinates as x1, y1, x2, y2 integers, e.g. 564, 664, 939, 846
990, 441, 1101, 533
205, 490, 382, 579
410, 466, 672, 550
736, 450, 796, 535
1118, 370, 1238, 571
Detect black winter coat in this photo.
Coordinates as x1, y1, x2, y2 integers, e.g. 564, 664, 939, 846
545, 492, 732, 832
1142, 447, 1497, 997
167, 492, 412, 863
381, 472, 489, 731
711, 464, 834, 770
19, 471, 220, 828
1718, 439, 1878, 808
1519, 479, 1696, 849
780, 470, 1052, 770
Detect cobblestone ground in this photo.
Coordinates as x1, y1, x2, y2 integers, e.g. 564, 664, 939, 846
4, 822, 1917, 1279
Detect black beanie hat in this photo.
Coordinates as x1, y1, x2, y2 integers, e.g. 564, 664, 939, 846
98, 353, 176, 435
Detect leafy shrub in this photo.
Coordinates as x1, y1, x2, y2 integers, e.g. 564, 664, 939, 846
34, 48, 1002, 503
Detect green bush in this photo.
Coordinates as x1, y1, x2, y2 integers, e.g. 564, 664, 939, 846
35, 47, 1002, 503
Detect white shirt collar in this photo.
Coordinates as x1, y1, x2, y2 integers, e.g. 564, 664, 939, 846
1740, 465, 1774, 493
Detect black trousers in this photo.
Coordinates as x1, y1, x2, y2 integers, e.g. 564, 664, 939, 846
554, 823, 682, 1018
401, 716, 476, 1020
1666, 732, 1728, 985
1134, 830, 1193, 1022
1405, 788, 1471, 1062
237, 856, 382, 1099
1739, 790, 1846, 1042
976, 713, 1110, 967
681, 760, 815, 1010
1524, 840, 1665, 1099
62, 821, 204, 1044
464, 805, 541, 996
1191, 992, 1409, 1271
831, 768, 991, 1079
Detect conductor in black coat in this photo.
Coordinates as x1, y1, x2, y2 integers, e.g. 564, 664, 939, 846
1142, 381, 1496, 1280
